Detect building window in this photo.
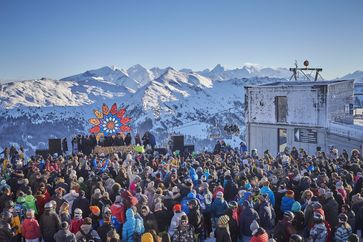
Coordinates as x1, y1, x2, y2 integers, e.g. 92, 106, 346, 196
278, 128, 287, 153
275, 96, 287, 122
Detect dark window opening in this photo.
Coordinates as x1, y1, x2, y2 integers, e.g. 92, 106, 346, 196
275, 96, 287, 122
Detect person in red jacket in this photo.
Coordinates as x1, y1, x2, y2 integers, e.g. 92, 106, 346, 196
250, 220, 269, 242
110, 195, 125, 224
70, 208, 84, 234
22, 209, 41, 242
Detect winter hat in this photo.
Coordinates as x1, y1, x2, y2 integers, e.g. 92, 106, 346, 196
74, 208, 83, 219
61, 221, 69, 229
44, 202, 53, 210
250, 220, 260, 235
244, 191, 252, 201
141, 232, 154, 242
313, 202, 322, 210
238, 190, 245, 198
228, 201, 238, 209
218, 215, 230, 225
245, 183, 252, 191
286, 190, 294, 197
313, 213, 324, 223
318, 188, 326, 196
172, 186, 180, 193
26, 209, 34, 218
180, 215, 188, 222
89, 206, 101, 216
336, 181, 343, 189
284, 211, 295, 221
173, 204, 182, 212
338, 213, 348, 223
291, 201, 302, 212
224, 170, 231, 177
83, 217, 92, 225
216, 191, 224, 198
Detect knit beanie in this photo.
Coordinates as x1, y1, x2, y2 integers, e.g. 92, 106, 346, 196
173, 204, 182, 212
291, 201, 301, 212
141, 232, 154, 242
89, 206, 101, 216
285, 190, 294, 198
218, 215, 230, 225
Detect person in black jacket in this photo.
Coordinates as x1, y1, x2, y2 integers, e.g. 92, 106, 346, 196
215, 215, 231, 242
140, 205, 158, 233
71, 190, 91, 218
0, 211, 14, 242
124, 133, 132, 146
226, 202, 239, 242
323, 191, 339, 229
187, 199, 203, 238
97, 213, 114, 242
153, 203, 170, 233
239, 199, 260, 241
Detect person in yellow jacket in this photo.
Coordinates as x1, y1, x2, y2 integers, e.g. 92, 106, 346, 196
4, 200, 22, 240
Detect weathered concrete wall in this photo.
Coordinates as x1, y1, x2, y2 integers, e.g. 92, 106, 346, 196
246, 86, 325, 126
328, 81, 354, 124
247, 123, 326, 156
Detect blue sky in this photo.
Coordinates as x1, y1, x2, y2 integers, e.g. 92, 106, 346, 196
0, 0, 362, 81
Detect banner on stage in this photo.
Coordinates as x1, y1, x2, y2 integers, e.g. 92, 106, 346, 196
93, 145, 134, 154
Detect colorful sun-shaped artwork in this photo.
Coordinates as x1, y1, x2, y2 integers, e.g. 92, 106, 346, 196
89, 103, 132, 136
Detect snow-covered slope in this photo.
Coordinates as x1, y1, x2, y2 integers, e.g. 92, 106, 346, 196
0, 78, 130, 109
3, 64, 362, 155
341, 70, 363, 83
61, 66, 141, 92
0, 66, 285, 154
127, 64, 155, 86
199, 64, 291, 81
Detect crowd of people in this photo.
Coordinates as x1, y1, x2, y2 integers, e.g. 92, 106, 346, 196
0, 138, 362, 242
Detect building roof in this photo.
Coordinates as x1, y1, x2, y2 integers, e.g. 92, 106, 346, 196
246, 79, 353, 88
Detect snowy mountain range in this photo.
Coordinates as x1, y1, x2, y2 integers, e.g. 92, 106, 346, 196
1, 64, 362, 155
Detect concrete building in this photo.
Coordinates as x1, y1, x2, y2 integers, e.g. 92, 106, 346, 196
245, 80, 363, 155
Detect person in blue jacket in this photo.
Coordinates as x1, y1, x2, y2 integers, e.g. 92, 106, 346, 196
280, 190, 295, 213
260, 178, 275, 206
211, 191, 229, 221
181, 192, 199, 214
122, 207, 144, 242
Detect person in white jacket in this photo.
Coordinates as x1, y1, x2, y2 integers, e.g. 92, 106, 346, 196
168, 204, 186, 237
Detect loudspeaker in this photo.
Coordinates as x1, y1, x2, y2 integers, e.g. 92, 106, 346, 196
171, 135, 184, 152
49, 138, 62, 155
35, 149, 49, 158
183, 145, 195, 153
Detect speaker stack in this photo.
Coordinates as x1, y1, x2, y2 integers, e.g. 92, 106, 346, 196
171, 135, 184, 152
48, 138, 62, 155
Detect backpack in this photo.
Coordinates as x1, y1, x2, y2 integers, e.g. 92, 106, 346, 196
80, 229, 95, 242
